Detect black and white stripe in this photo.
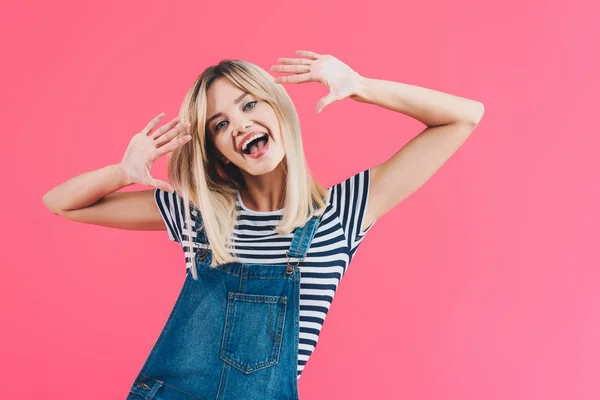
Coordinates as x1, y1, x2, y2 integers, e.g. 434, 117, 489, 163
154, 169, 376, 380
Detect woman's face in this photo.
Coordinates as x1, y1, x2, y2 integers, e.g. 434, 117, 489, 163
205, 77, 285, 176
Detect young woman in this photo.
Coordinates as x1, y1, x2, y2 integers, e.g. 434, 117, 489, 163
43, 50, 484, 400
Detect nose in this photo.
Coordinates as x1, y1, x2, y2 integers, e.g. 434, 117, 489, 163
233, 119, 254, 137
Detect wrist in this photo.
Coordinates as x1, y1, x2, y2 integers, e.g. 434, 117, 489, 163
350, 75, 369, 102
116, 163, 134, 186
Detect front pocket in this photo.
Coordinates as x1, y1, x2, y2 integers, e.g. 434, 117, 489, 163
220, 292, 287, 374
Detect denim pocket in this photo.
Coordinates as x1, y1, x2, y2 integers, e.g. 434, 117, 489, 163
127, 373, 163, 399
220, 292, 287, 374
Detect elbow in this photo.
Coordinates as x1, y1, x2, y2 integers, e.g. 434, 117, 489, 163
469, 102, 485, 126
453, 102, 484, 128
43, 192, 62, 215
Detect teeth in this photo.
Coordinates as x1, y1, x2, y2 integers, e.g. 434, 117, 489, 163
241, 132, 268, 153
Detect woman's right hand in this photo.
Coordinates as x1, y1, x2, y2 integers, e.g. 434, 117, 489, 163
119, 113, 192, 193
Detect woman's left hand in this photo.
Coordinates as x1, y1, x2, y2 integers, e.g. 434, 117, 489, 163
270, 50, 363, 114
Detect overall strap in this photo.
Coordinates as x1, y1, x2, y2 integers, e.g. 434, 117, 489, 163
286, 215, 321, 261
192, 209, 213, 266
193, 210, 207, 245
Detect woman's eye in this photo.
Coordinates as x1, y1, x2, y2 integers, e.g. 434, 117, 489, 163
214, 101, 258, 132
244, 100, 258, 111
215, 121, 226, 131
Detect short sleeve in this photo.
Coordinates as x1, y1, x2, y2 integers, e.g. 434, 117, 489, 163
154, 188, 184, 244
329, 168, 377, 251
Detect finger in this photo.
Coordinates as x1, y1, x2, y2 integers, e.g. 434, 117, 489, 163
150, 178, 175, 193
155, 126, 190, 149
155, 122, 190, 147
274, 73, 313, 84
150, 116, 181, 139
295, 50, 321, 59
141, 113, 166, 135
316, 93, 340, 113
270, 64, 311, 74
153, 119, 184, 143
277, 57, 312, 65
155, 134, 192, 157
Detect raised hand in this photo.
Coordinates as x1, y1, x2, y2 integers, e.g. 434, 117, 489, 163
119, 113, 191, 193
270, 50, 363, 114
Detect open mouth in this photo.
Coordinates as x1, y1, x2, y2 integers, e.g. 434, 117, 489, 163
241, 132, 270, 156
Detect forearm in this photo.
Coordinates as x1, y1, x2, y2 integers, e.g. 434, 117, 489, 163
351, 76, 484, 127
43, 164, 133, 214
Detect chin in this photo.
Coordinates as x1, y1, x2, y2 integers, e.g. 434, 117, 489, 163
241, 153, 286, 176
244, 163, 280, 176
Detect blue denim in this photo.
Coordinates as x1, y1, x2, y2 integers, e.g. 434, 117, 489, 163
126, 212, 321, 400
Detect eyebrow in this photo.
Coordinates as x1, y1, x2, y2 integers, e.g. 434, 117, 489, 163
206, 92, 250, 127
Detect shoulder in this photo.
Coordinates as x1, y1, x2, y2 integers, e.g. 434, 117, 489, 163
328, 168, 371, 207
154, 188, 200, 215
153, 188, 200, 244
325, 168, 374, 246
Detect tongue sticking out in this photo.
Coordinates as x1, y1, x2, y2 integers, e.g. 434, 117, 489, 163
247, 137, 268, 156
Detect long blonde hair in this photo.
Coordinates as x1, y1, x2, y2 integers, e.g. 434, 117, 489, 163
167, 59, 329, 279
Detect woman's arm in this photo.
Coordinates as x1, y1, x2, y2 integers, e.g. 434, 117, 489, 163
43, 113, 191, 231
271, 50, 484, 232
351, 77, 484, 230
43, 164, 132, 214
351, 77, 484, 127
42, 164, 165, 231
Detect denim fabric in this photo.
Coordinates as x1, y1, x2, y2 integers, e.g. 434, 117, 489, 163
127, 213, 321, 400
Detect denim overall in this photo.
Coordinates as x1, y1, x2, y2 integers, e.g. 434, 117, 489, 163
126, 211, 321, 400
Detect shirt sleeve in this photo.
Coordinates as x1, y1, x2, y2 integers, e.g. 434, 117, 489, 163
154, 188, 184, 244
330, 168, 377, 252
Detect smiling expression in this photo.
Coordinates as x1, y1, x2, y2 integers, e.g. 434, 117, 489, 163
205, 77, 286, 177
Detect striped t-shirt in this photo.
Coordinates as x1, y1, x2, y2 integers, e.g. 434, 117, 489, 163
154, 168, 376, 380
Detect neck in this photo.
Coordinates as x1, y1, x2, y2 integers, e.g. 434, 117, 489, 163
239, 165, 286, 212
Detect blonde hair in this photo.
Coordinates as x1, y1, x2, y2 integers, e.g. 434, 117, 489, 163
167, 59, 329, 280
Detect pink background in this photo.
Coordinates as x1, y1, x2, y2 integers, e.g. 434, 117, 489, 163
2, 0, 599, 398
